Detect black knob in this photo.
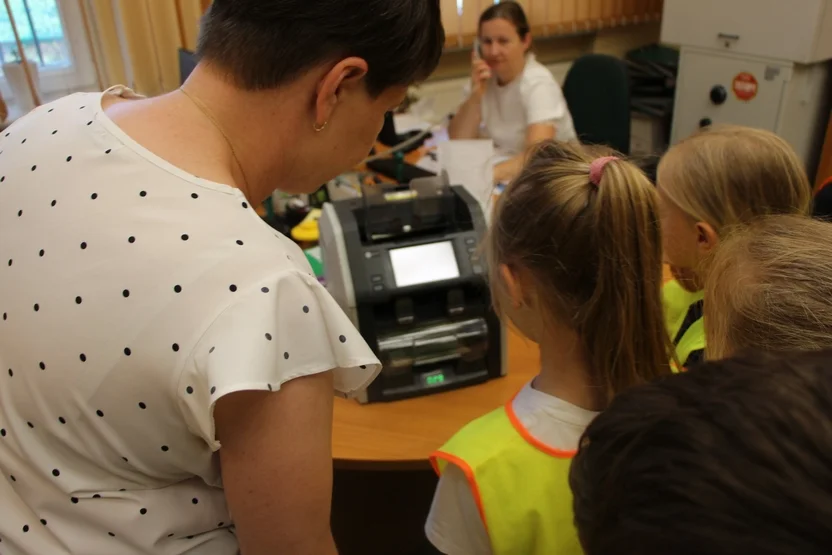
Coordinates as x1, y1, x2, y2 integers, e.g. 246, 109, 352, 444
699, 117, 713, 128
710, 85, 728, 105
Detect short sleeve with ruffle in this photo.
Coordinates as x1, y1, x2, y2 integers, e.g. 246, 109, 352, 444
177, 269, 380, 450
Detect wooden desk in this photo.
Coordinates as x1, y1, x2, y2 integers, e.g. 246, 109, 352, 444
332, 266, 675, 471
333, 328, 538, 470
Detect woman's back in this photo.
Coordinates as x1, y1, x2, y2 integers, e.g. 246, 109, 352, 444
0, 90, 376, 554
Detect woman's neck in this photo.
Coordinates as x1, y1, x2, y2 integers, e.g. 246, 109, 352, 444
532, 328, 604, 412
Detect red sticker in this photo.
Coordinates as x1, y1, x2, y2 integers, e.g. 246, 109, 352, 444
732, 72, 758, 101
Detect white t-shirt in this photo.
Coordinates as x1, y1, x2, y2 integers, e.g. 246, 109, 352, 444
479, 54, 577, 158
425, 380, 598, 555
0, 87, 381, 555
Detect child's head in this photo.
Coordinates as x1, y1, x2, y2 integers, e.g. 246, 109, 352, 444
705, 215, 832, 359
657, 125, 811, 274
487, 141, 671, 403
570, 349, 832, 555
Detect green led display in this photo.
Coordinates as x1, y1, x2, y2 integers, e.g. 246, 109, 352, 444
425, 373, 446, 386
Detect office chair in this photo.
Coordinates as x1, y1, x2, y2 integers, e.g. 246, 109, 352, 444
813, 176, 832, 221
562, 54, 631, 155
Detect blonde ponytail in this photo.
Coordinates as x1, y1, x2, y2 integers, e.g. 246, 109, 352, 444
488, 141, 672, 403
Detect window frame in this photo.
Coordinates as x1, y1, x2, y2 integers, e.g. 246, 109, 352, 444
0, 1, 98, 107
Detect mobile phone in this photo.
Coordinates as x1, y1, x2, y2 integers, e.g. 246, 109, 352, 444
473, 38, 483, 61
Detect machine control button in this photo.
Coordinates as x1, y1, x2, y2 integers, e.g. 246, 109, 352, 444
371, 274, 383, 283
465, 237, 477, 246
710, 85, 727, 105
373, 284, 384, 292
364, 251, 380, 259
472, 265, 484, 275
699, 117, 713, 128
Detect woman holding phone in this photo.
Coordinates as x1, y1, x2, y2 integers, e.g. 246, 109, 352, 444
449, 1, 576, 184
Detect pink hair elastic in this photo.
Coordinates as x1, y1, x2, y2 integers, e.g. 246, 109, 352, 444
589, 156, 618, 186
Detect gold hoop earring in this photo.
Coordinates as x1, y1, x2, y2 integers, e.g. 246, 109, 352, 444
313, 121, 328, 132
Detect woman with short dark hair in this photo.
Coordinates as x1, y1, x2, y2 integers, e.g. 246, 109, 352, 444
0, 2, 443, 554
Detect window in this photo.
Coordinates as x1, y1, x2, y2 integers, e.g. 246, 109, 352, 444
0, 0, 70, 70
0, 0, 97, 107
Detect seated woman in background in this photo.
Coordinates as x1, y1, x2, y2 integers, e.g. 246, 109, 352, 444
704, 215, 832, 358
448, 1, 576, 184
657, 125, 811, 370
425, 141, 672, 555
570, 349, 832, 555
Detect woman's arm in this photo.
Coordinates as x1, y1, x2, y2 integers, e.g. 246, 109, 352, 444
216, 372, 338, 555
448, 94, 484, 140
449, 57, 491, 140
493, 122, 556, 183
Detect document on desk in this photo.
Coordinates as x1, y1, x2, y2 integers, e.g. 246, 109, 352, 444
438, 140, 496, 222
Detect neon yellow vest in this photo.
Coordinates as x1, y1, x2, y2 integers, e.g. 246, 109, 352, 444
431, 402, 582, 555
663, 279, 705, 371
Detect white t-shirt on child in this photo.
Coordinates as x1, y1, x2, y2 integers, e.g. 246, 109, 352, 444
478, 54, 577, 158
425, 380, 598, 555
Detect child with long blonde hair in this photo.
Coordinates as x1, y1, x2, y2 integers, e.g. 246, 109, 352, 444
705, 214, 832, 359
425, 141, 673, 555
657, 125, 811, 369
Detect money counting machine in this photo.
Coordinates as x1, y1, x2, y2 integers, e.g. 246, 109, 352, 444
320, 177, 504, 403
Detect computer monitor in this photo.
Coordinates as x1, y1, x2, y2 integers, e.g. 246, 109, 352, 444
178, 48, 198, 85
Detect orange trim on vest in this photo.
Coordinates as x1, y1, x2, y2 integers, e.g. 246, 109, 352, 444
504, 391, 577, 459
430, 450, 490, 535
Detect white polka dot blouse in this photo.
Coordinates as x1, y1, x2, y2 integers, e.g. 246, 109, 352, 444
0, 86, 381, 554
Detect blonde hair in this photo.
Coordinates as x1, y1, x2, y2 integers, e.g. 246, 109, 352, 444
658, 125, 811, 234
705, 215, 832, 360
488, 141, 672, 403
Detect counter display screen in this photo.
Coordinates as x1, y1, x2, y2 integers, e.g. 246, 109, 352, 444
389, 241, 460, 287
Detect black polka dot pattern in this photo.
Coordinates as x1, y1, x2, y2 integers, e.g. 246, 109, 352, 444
0, 104, 383, 547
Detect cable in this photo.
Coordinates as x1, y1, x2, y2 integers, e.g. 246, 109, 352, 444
361, 125, 439, 164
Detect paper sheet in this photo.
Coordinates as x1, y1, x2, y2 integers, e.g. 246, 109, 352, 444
438, 140, 496, 221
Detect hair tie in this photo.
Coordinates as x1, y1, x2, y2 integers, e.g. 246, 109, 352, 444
589, 156, 618, 186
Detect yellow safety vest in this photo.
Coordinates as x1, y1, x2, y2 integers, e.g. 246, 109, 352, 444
431, 399, 582, 555
663, 279, 705, 371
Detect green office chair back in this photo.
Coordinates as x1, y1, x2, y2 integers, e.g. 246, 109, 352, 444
562, 54, 631, 155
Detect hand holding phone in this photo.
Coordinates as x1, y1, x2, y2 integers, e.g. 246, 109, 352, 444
470, 39, 491, 98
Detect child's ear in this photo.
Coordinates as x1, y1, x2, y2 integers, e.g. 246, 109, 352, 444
695, 221, 719, 257
500, 264, 525, 309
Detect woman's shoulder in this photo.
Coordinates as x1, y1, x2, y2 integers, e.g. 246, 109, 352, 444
521, 55, 558, 86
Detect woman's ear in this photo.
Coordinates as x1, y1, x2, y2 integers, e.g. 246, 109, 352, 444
521, 33, 532, 52
315, 57, 369, 128
695, 221, 720, 257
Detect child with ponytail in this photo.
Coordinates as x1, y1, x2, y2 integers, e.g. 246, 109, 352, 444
424, 141, 673, 555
